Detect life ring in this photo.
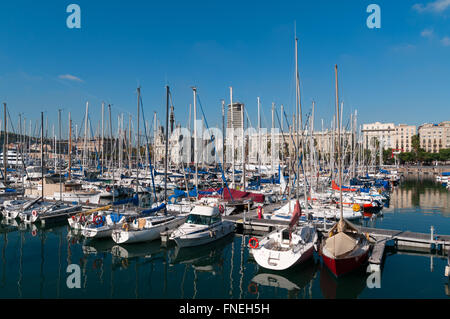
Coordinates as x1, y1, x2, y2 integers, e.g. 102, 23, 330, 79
248, 282, 258, 294
218, 204, 224, 214
248, 237, 259, 249
352, 204, 361, 212
106, 186, 111, 192
94, 215, 103, 226
71, 215, 76, 221
32, 210, 38, 217
31, 230, 37, 237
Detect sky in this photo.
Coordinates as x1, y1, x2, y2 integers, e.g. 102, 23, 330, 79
0, 0, 449, 139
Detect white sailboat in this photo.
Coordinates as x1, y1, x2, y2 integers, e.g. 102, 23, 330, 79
251, 200, 317, 270
111, 212, 186, 244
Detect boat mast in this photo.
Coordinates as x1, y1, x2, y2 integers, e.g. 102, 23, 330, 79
3, 103, 7, 184
241, 102, 245, 191
335, 64, 343, 222
83, 102, 88, 176
136, 87, 140, 196
164, 86, 170, 204
101, 102, 104, 176
41, 111, 44, 200
221, 100, 225, 190
257, 97, 261, 185
58, 109, 62, 201
271, 102, 275, 182
193, 87, 198, 199
69, 112, 72, 180
230, 87, 235, 188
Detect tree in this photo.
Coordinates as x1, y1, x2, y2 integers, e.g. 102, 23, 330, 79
411, 134, 420, 154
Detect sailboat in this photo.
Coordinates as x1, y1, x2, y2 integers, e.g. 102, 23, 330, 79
318, 65, 370, 277
250, 200, 317, 270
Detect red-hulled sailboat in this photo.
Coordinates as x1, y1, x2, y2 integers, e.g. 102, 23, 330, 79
319, 64, 370, 277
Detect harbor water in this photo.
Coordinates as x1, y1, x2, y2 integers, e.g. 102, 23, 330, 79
0, 178, 449, 299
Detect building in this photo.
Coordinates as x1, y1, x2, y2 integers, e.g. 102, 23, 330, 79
418, 121, 450, 153
362, 122, 395, 150
393, 124, 416, 152
227, 102, 244, 129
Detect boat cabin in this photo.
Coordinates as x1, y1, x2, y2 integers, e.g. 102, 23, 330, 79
185, 205, 221, 226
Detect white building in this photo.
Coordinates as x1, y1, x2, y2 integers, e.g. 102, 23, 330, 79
419, 121, 450, 153
362, 122, 395, 150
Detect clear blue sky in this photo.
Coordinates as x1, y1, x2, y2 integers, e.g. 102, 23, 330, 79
0, 0, 449, 138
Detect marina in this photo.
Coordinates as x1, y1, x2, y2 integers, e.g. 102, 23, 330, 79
1, 1, 450, 301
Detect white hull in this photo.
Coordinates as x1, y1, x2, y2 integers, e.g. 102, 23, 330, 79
82, 225, 115, 239
251, 226, 317, 271
112, 216, 186, 244
171, 221, 235, 248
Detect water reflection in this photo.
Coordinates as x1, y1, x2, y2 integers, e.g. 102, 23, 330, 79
319, 265, 368, 299
250, 259, 318, 299
169, 234, 233, 274
389, 178, 450, 213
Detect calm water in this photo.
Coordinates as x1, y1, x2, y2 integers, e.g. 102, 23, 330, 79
0, 178, 449, 299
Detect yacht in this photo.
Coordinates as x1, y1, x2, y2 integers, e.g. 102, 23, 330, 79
169, 205, 235, 248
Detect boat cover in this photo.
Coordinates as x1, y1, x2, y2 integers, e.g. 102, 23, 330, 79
198, 188, 265, 203
324, 232, 357, 258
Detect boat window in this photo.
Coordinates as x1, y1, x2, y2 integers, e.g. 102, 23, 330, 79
210, 214, 221, 224
186, 214, 211, 225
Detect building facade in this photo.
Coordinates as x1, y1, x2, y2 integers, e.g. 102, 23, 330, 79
393, 124, 416, 153
362, 122, 395, 150
418, 121, 450, 153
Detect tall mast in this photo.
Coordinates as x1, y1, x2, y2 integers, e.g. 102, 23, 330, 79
136, 87, 140, 195
128, 114, 132, 176
3, 103, 7, 184
271, 102, 275, 179
164, 86, 170, 204
221, 100, 225, 185
101, 102, 104, 176
335, 64, 343, 221
58, 109, 62, 201
83, 102, 89, 175
241, 102, 245, 190
257, 97, 261, 181
153, 112, 157, 172
40, 112, 44, 200
69, 112, 72, 180
230, 87, 234, 188
193, 87, 198, 198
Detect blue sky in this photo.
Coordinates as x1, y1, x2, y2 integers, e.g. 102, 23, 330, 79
0, 0, 449, 138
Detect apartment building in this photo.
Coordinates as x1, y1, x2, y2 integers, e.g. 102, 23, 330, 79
418, 121, 450, 153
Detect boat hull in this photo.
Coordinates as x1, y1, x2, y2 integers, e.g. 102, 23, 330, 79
171, 222, 235, 248
252, 244, 315, 271
320, 248, 369, 277
112, 217, 185, 244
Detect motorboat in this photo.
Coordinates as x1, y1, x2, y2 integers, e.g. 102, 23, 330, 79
169, 205, 235, 248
